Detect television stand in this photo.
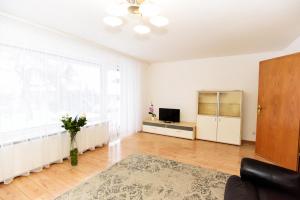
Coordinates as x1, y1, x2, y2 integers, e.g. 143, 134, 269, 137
142, 119, 196, 140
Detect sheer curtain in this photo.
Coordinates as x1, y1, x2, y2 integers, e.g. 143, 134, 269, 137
0, 43, 142, 143
103, 66, 121, 142
120, 62, 143, 138
103, 63, 143, 141
0, 44, 102, 141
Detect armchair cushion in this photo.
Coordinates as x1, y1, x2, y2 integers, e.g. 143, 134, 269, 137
224, 175, 258, 200
256, 186, 297, 200
240, 158, 300, 196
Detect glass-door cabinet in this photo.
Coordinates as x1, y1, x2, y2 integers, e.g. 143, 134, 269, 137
197, 91, 243, 145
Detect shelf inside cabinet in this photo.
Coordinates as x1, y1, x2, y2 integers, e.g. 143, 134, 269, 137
219, 92, 242, 117
219, 92, 241, 104
198, 103, 217, 115
219, 103, 241, 117
198, 92, 218, 104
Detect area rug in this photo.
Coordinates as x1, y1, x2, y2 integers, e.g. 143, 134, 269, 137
55, 154, 230, 200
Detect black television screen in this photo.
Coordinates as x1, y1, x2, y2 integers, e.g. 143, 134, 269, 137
159, 108, 180, 122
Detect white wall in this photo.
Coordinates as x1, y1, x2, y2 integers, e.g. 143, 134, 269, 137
146, 37, 300, 141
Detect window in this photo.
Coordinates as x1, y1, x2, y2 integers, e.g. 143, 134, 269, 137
0, 44, 112, 137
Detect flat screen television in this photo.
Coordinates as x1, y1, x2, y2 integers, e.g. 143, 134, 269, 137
159, 108, 180, 122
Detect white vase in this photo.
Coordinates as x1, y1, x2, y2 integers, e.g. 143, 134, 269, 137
151, 116, 155, 121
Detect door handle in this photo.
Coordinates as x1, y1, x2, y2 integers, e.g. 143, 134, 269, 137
257, 105, 262, 115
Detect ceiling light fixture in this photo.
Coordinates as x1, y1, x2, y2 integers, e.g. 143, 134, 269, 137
103, 0, 169, 34
134, 25, 151, 34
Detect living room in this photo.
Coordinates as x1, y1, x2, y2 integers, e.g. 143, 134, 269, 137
0, 0, 300, 200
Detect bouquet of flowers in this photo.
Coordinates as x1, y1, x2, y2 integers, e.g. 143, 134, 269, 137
61, 114, 87, 166
148, 103, 156, 118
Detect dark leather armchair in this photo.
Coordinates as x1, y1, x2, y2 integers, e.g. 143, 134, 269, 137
224, 158, 300, 200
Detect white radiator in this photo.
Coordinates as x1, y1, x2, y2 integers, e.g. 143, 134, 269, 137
0, 122, 109, 184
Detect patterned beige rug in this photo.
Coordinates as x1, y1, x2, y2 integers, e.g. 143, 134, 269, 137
55, 154, 230, 200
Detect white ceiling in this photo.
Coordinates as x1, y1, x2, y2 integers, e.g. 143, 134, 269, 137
0, 0, 300, 63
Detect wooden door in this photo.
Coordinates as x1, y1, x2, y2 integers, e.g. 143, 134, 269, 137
256, 52, 300, 171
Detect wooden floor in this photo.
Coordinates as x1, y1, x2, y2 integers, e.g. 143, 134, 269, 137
0, 133, 265, 200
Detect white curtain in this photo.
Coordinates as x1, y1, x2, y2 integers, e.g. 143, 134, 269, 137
102, 63, 143, 140
0, 43, 142, 143
103, 66, 121, 141
120, 62, 143, 138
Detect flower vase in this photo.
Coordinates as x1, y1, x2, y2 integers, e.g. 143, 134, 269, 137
70, 136, 78, 166
151, 116, 155, 121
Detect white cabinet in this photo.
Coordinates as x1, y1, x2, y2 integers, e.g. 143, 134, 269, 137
217, 117, 241, 145
142, 120, 196, 140
165, 128, 194, 140
196, 91, 242, 145
142, 125, 164, 135
196, 115, 217, 141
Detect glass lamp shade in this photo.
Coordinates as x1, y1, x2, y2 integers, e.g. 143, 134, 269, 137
133, 25, 151, 34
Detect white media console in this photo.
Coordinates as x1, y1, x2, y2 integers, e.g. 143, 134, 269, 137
142, 119, 196, 140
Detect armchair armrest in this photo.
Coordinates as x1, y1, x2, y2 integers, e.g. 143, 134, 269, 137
240, 158, 300, 196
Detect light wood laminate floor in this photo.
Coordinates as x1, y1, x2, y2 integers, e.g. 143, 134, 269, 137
0, 133, 265, 200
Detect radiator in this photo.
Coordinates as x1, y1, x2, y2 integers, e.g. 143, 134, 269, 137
0, 122, 109, 184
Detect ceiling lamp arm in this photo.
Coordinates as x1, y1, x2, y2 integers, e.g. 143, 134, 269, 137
127, 0, 145, 6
